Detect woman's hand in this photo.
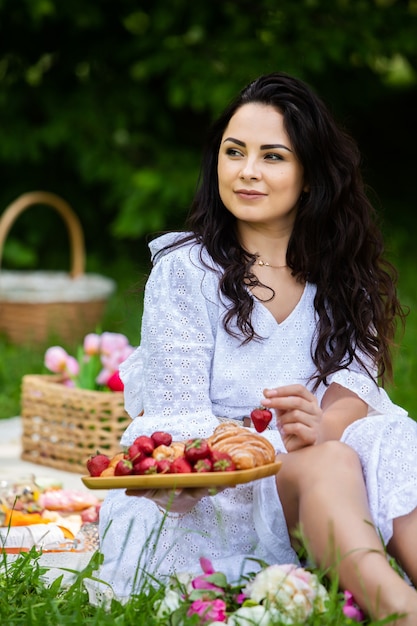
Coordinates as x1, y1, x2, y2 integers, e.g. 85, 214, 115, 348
262, 384, 323, 452
125, 487, 223, 515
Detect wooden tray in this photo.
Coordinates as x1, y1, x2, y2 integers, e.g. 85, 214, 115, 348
81, 461, 281, 490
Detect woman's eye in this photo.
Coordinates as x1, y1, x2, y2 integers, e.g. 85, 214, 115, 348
264, 153, 283, 161
225, 148, 243, 157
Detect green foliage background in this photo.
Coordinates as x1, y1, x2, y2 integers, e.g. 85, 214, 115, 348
0, 0, 416, 416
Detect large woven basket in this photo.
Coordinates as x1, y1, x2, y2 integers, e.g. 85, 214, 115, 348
21, 374, 130, 473
0, 191, 115, 346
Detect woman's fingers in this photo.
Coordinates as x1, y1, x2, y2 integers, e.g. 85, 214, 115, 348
262, 384, 323, 450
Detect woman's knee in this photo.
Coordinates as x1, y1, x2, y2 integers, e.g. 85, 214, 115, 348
276, 442, 363, 531
279, 440, 361, 486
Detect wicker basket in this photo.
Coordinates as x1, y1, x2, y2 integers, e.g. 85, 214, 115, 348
21, 374, 130, 473
0, 191, 116, 346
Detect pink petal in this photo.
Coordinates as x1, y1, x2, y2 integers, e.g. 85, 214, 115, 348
199, 557, 215, 575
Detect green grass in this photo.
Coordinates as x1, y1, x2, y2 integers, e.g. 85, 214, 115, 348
0, 541, 409, 625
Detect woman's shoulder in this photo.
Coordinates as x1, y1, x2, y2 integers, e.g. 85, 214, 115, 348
148, 232, 218, 272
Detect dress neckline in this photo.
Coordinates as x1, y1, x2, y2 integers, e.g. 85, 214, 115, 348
254, 281, 311, 328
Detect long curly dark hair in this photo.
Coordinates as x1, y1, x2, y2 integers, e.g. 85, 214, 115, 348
158, 72, 405, 388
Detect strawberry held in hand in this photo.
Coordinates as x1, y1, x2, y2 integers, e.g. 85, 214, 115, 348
250, 406, 273, 433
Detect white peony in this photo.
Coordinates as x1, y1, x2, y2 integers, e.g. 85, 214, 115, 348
244, 564, 328, 623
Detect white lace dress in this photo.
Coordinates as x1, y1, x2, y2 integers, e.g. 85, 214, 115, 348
96, 233, 417, 601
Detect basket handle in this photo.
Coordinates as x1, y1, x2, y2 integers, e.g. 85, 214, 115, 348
0, 191, 85, 277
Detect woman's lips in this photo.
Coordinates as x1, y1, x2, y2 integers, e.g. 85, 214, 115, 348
234, 189, 266, 199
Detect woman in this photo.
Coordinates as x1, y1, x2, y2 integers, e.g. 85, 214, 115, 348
97, 72, 417, 623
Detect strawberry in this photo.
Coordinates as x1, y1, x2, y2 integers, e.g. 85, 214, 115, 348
151, 431, 173, 447
87, 453, 110, 477
193, 457, 213, 473
184, 438, 211, 464
170, 457, 193, 474
133, 456, 158, 475
211, 450, 236, 472
132, 435, 155, 456
250, 407, 273, 433
114, 458, 133, 476
127, 442, 144, 464
156, 459, 172, 474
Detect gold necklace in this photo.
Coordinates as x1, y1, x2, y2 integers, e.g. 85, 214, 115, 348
257, 260, 287, 269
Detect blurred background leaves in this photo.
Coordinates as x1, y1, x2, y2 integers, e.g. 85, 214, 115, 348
0, 0, 416, 264
0, 0, 416, 415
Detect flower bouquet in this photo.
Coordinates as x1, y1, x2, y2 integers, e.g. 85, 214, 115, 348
20, 332, 136, 473
44, 331, 135, 392
154, 558, 334, 625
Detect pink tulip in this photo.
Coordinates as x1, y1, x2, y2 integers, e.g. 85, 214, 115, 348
44, 346, 70, 373
100, 332, 129, 356
343, 591, 365, 621
65, 355, 79, 377
187, 598, 227, 624
83, 333, 101, 356
45, 347, 79, 380
96, 367, 113, 386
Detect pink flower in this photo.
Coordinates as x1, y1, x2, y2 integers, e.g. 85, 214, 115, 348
44, 332, 135, 392
83, 333, 101, 356
191, 557, 225, 593
44, 347, 79, 380
187, 598, 227, 623
200, 557, 215, 575
100, 332, 129, 356
343, 591, 365, 621
44, 346, 70, 373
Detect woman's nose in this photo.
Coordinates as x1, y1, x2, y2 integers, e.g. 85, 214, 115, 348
239, 158, 260, 180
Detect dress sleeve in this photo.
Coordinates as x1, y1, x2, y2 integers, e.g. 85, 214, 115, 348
315, 352, 407, 417
119, 247, 222, 445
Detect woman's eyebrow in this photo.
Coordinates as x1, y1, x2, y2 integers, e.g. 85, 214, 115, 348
223, 137, 292, 152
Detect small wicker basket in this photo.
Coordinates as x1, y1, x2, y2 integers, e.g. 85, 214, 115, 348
0, 191, 115, 346
21, 374, 130, 473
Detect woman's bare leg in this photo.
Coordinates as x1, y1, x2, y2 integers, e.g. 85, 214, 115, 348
276, 441, 417, 624
388, 508, 417, 587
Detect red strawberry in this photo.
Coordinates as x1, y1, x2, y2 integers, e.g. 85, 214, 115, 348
127, 442, 144, 464
151, 431, 173, 447
193, 458, 213, 473
133, 435, 155, 456
184, 438, 211, 464
156, 459, 172, 474
250, 407, 273, 433
170, 457, 193, 474
114, 458, 133, 476
211, 450, 236, 472
87, 453, 110, 477
133, 457, 158, 475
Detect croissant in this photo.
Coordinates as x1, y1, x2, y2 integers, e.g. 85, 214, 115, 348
208, 422, 275, 469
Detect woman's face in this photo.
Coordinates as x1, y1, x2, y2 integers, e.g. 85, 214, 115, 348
217, 103, 307, 231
